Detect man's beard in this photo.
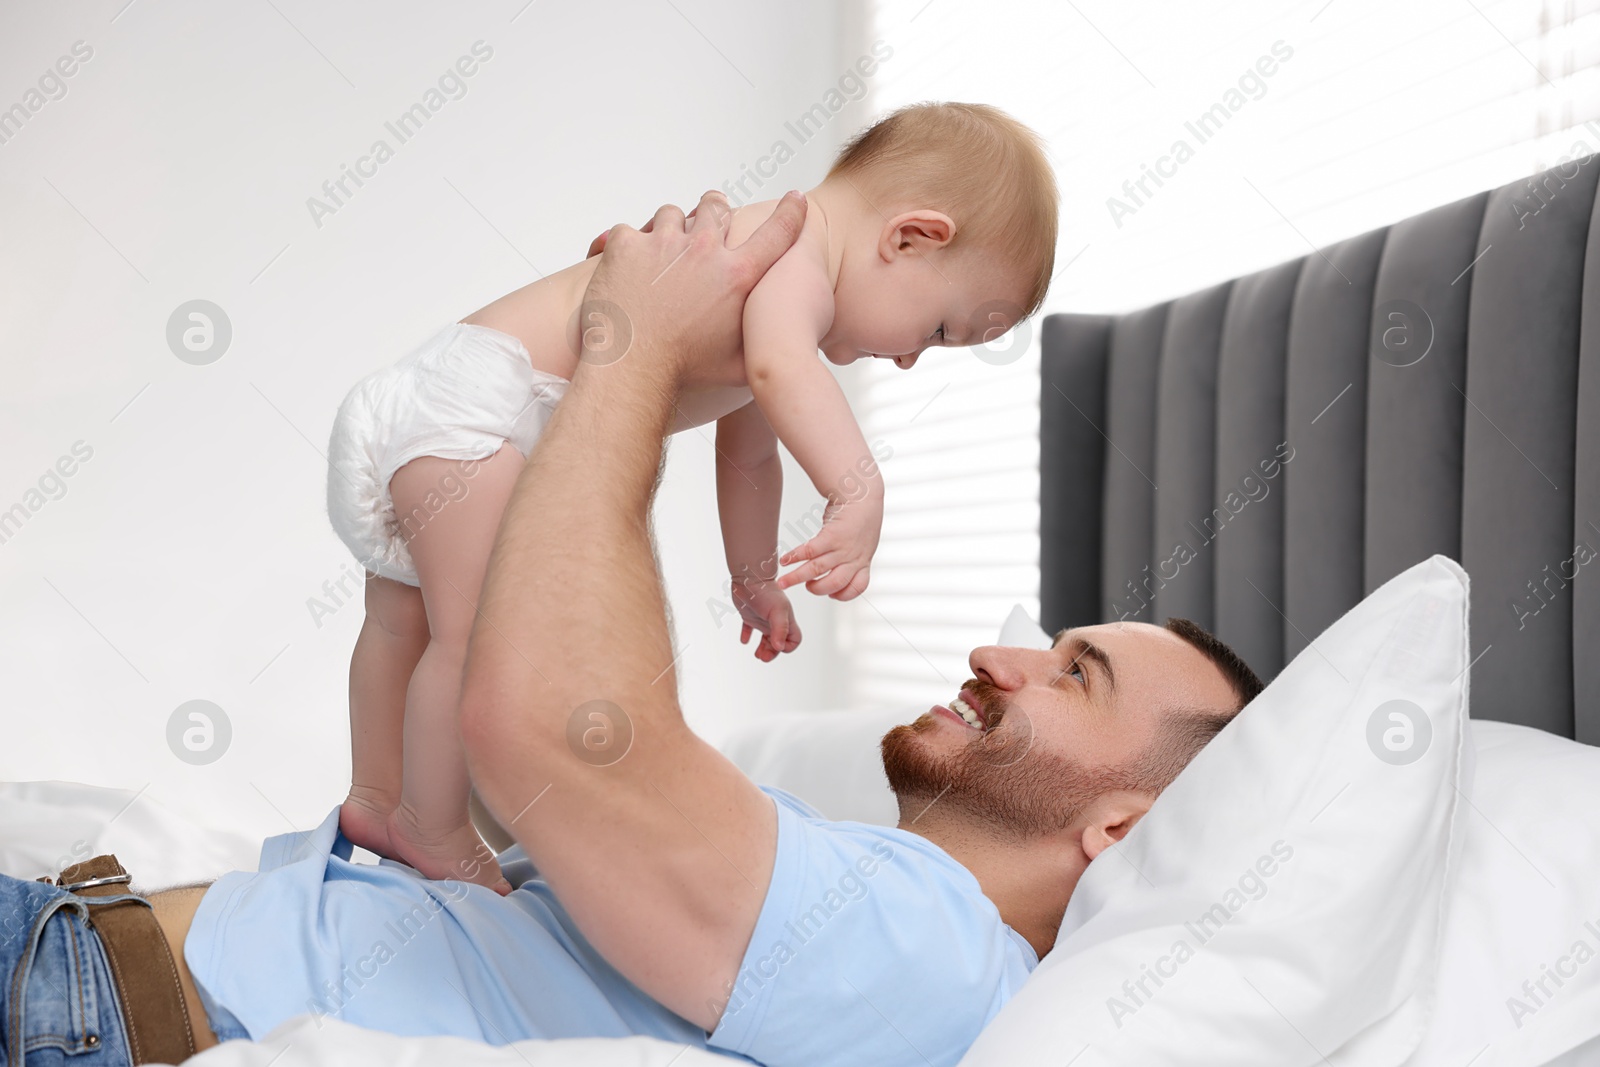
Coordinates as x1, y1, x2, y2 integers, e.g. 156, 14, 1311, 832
880, 681, 1134, 838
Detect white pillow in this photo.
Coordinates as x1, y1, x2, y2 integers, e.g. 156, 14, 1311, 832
960, 554, 1473, 1067
714, 705, 916, 825
1407, 719, 1600, 1066
997, 602, 1054, 650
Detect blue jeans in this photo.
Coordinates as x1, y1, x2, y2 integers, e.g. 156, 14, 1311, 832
0, 872, 247, 1065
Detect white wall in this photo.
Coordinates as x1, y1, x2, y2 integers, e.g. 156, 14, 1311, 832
0, 0, 866, 839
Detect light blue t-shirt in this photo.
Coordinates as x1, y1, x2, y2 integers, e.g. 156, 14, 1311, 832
185, 787, 1037, 1067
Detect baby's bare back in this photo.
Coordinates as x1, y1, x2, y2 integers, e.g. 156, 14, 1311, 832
459, 255, 598, 383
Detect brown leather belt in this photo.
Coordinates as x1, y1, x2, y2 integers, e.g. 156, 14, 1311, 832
53, 855, 197, 1065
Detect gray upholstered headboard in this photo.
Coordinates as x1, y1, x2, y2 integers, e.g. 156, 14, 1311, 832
1040, 156, 1599, 744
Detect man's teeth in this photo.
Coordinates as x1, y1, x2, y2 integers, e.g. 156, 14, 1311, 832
950, 695, 984, 729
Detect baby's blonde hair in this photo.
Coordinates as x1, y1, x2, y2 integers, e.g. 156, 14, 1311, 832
827, 102, 1059, 317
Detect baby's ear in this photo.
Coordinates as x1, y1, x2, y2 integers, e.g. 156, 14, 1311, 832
880, 210, 955, 259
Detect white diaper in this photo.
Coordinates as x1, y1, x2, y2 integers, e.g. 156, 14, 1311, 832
325, 322, 568, 587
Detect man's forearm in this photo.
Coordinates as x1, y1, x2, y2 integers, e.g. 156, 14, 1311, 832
468, 362, 678, 730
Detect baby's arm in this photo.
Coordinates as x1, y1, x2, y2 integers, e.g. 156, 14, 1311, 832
742, 245, 882, 601
716, 401, 799, 661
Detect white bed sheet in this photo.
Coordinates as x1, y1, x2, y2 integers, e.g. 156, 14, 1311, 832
182, 1014, 726, 1067
0, 779, 261, 885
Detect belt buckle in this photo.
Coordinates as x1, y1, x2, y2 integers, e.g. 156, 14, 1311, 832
59, 873, 132, 893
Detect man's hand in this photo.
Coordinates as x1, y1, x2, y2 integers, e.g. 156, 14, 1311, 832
731, 575, 801, 662
777, 491, 883, 601
578, 190, 807, 391
585, 206, 696, 257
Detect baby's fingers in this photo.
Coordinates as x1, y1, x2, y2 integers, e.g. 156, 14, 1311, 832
831, 568, 871, 602
778, 554, 834, 591
783, 611, 802, 651
779, 532, 838, 569
779, 554, 847, 592
805, 562, 859, 599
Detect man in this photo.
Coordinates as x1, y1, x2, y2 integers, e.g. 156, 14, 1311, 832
0, 191, 1262, 1067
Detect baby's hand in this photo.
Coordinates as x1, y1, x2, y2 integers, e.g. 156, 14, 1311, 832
731, 575, 802, 663
777, 495, 883, 602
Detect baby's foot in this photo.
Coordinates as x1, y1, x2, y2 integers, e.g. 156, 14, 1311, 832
340, 789, 397, 860
387, 804, 513, 895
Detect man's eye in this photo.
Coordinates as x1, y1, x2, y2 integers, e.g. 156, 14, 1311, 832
1069, 663, 1085, 684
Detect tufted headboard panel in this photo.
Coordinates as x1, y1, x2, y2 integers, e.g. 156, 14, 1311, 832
1041, 156, 1600, 743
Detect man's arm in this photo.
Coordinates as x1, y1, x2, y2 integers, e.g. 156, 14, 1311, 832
458, 191, 808, 1032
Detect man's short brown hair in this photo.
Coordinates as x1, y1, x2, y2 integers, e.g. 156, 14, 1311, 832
827, 101, 1059, 316
1121, 618, 1265, 796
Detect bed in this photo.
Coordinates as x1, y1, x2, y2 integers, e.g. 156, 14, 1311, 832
7, 157, 1600, 1065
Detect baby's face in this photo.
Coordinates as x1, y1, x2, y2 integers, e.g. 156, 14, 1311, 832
820, 245, 1029, 371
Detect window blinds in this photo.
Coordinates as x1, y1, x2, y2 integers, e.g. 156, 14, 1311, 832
838, 0, 1600, 709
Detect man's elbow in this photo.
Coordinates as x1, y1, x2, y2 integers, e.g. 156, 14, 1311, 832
458, 677, 509, 783
457, 655, 569, 771
458, 692, 532, 833
457, 663, 550, 776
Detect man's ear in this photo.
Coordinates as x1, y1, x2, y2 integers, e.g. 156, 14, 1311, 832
1079, 791, 1152, 863
878, 210, 955, 261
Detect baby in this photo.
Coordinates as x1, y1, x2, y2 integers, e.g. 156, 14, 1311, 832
324, 102, 1059, 892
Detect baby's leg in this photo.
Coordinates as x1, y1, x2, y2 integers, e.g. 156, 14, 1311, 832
340, 573, 429, 858
387, 443, 527, 894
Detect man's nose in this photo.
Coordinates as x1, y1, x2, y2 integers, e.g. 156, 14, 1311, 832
969, 645, 1051, 690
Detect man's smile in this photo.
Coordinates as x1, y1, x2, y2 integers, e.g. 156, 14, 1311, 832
932, 687, 1000, 732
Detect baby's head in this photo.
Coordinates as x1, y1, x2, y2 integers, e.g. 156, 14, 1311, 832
815, 102, 1058, 369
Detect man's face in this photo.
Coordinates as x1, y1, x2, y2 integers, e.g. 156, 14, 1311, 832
880, 621, 1239, 837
